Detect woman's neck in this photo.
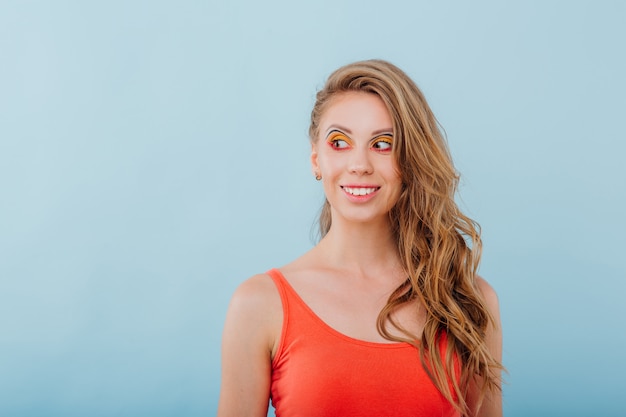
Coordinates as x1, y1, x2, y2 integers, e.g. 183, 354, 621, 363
315, 218, 401, 276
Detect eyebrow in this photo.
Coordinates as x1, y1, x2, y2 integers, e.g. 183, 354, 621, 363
325, 125, 393, 137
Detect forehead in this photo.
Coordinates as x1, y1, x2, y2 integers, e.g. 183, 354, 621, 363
319, 91, 393, 135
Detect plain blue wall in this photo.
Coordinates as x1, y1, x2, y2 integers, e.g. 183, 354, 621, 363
1, 1, 624, 416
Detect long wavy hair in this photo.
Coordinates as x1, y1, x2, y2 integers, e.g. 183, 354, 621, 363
309, 60, 502, 415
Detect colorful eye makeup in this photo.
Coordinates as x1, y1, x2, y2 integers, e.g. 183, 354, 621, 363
372, 135, 393, 152
326, 130, 353, 150
324, 130, 393, 152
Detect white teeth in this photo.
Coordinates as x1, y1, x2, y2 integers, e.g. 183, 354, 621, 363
343, 187, 377, 196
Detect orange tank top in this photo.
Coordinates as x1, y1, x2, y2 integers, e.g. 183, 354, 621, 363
268, 268, 459, 417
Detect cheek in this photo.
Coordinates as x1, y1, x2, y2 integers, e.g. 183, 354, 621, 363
381, 161, 402, 181
317, 153, 342, 175
386, 167, 403, 200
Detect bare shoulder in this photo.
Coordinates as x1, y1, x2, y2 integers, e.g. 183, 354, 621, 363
467, 276, 503, 416
229, 273, 281, 311
227, 273, 282, 329
219, 273, 282, 416
475, 275, 500, 315
224, 273, 283, 356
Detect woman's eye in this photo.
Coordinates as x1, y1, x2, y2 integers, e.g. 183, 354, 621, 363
331, 139, 350, 149
327, 133, 352, 150
372, 137, 392, 152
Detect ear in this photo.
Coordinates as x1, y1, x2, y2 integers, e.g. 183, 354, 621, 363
310, 142, 320, 176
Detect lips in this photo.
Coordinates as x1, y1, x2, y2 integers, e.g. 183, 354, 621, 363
340, 186, 380, 196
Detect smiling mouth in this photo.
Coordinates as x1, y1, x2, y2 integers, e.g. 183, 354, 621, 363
341, 186, 380, 196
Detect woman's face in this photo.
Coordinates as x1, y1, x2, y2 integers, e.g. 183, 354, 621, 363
311, 91, 402, 227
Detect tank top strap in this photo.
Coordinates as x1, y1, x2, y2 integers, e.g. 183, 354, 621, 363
266, 268, 315, 325
267, 268, 291, 326
267, 268, 294, 303
267, 268, 301, 366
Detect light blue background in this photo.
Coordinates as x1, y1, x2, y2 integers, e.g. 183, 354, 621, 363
1, 1, 624, 416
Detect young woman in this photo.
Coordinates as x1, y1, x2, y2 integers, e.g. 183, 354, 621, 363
218, 60, 503, 417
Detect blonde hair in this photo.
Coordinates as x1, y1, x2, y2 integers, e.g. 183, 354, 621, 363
309, 60, 502, 415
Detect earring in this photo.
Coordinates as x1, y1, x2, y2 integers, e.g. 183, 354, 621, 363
315, 173, 322, 181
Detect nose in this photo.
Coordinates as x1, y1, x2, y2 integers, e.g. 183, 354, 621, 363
348, 147, 373, 175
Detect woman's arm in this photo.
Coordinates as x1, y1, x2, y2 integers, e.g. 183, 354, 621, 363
217, 274, 282, 417
467, 277, 503, 417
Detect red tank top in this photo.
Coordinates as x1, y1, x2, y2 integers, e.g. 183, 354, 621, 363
268, 268, 459, 417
